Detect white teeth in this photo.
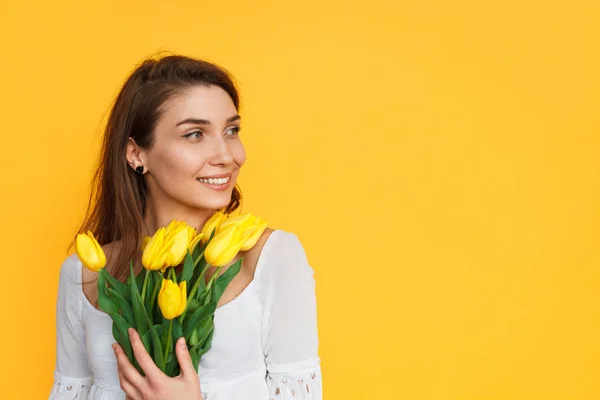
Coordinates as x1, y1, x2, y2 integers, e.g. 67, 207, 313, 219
198, 176, 230, 185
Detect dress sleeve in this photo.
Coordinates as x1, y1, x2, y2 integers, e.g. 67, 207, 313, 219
49, 254, 93, 399
257, 231, 322, 399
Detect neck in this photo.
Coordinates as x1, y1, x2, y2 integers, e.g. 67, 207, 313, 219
142, 196, 215, 237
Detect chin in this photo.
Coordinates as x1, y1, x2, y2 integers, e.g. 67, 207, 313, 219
193, 196, 232, 211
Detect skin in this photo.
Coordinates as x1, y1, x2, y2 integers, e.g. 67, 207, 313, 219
83, 85, 274, 399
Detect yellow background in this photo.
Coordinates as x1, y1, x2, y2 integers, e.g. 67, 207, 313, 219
0, 0, 599, 398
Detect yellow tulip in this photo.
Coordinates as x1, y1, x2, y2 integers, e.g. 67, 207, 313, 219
189, 232, 204, 253
217, 213, 269, 251
141, 236, 151, 251
165, 226, 190, 267
141, 228, 171, 271
75, 231, 107, 272
239, 217, 268, 251
158, 279, 187, 320
200, 211, 227, 243
216, 213, 253, 234
204, 225, 245, 267
142, 221, 198, 271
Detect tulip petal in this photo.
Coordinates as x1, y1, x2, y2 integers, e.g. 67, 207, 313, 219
217, 213, 253, 234
189, 233, 204, 253
240, 220, 268, 251
205, 225, 244, 267
168, 228, 190, 267
158, 279, 187, 320
75, 232, 106, 272
200, 211, 227, 243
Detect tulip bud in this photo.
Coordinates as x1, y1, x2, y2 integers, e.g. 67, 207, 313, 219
165, 227, 190, 267
216, 213, 253, 234
240, 217, 268, 251
141, 228, 171, 271
158, 279, 187, 320
204, 225, 244, 267
141, 236, 151, 251
189, 232, 204, 253
200, 211, 227, 243
75, 231, 107, 272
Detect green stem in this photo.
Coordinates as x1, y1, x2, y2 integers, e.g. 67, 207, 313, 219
188, 263, 209, 300
164, 319, 173, 362
193, 250, 206, 268
169, 267, 177, 283
178, 261, 210, 322
141, 269, 149, 302
150, 273, 162, 310
206, 266, 223, 290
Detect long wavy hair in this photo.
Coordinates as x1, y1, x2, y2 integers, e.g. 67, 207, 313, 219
69, 54, 243, 289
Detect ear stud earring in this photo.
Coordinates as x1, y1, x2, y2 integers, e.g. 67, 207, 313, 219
135, 166, 144, 174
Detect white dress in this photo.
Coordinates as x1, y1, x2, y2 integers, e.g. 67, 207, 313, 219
49, 229, 322, 400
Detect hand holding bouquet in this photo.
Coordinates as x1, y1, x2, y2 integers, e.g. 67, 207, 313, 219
75, 211, 267, 377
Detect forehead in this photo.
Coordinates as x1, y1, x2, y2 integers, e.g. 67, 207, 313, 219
159, 85, 237, 124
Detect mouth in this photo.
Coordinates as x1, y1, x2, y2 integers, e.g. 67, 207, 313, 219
196, 174, 233, 191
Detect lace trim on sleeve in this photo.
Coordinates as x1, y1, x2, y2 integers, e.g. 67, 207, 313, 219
266, 366, 322, 400
49, 372, 93, 399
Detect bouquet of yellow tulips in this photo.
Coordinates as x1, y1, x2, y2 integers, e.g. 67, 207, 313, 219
75, 211, 267, 377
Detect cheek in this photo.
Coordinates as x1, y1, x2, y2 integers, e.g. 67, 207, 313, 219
152, 145, 201, 177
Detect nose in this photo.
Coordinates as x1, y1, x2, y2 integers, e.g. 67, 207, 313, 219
209, 136, 234, 166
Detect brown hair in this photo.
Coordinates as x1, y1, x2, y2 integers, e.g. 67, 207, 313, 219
70, 54, 243, 287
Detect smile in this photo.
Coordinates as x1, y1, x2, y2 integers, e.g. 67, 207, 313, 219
196, 174, 233, 191
197, 176, 230, 185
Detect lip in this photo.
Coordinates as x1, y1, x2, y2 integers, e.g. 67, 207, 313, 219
198, 172, 234, 179
196, 174, 234, 192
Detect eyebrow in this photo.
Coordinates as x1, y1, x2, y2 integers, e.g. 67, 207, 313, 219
175, 114, 241, 127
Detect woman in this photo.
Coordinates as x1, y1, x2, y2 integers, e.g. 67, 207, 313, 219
49, 55, 322, 400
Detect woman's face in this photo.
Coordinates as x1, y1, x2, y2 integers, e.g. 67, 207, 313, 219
131, 85, 246, 212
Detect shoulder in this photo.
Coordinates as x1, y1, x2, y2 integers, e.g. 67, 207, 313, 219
58, 253, 83, 286
263, 229, 309, 263
255, 229, 313, 282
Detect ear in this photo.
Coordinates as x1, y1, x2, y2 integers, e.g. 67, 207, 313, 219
126, 137, 147, 171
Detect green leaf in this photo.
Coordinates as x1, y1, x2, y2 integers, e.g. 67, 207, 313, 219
190, 321, 213, 355
199, 289, 210, 306
150, 273, 164, 323
140, 329, 153, 376
97, 270, 119, 314
181, 250, 194, 284
187, 298, 201, 315
192, 236, 208, 260
144, 271, 156, 319
145, 325, 166, 373
109, 312, 142, 374
141, 329, 152, 354
195, 326, 215, 362
129, 262, 149, 337
172, 318, 183, 346
212, 258, 242, 305
189, 327, 199, 346
182, 302, 216, 339
106, 286, 134, 326
135, 267, 145, 291
196, 318, 214, 349
189, 350, 200, 374
101, 268, 130, 302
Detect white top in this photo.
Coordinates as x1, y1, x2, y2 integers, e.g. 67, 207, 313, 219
49, 229, 322, 400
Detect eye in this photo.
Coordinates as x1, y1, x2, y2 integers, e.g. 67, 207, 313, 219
184, 131, 204, 140
225, 126, 241, 136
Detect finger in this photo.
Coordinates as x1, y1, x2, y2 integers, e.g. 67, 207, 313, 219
118, 368, 143, 400
175, 336, 197, 379
129, 328, 163, 381
113, 343, 146, 391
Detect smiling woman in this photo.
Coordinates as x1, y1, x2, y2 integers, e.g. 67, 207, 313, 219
49, 55, 322, 400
